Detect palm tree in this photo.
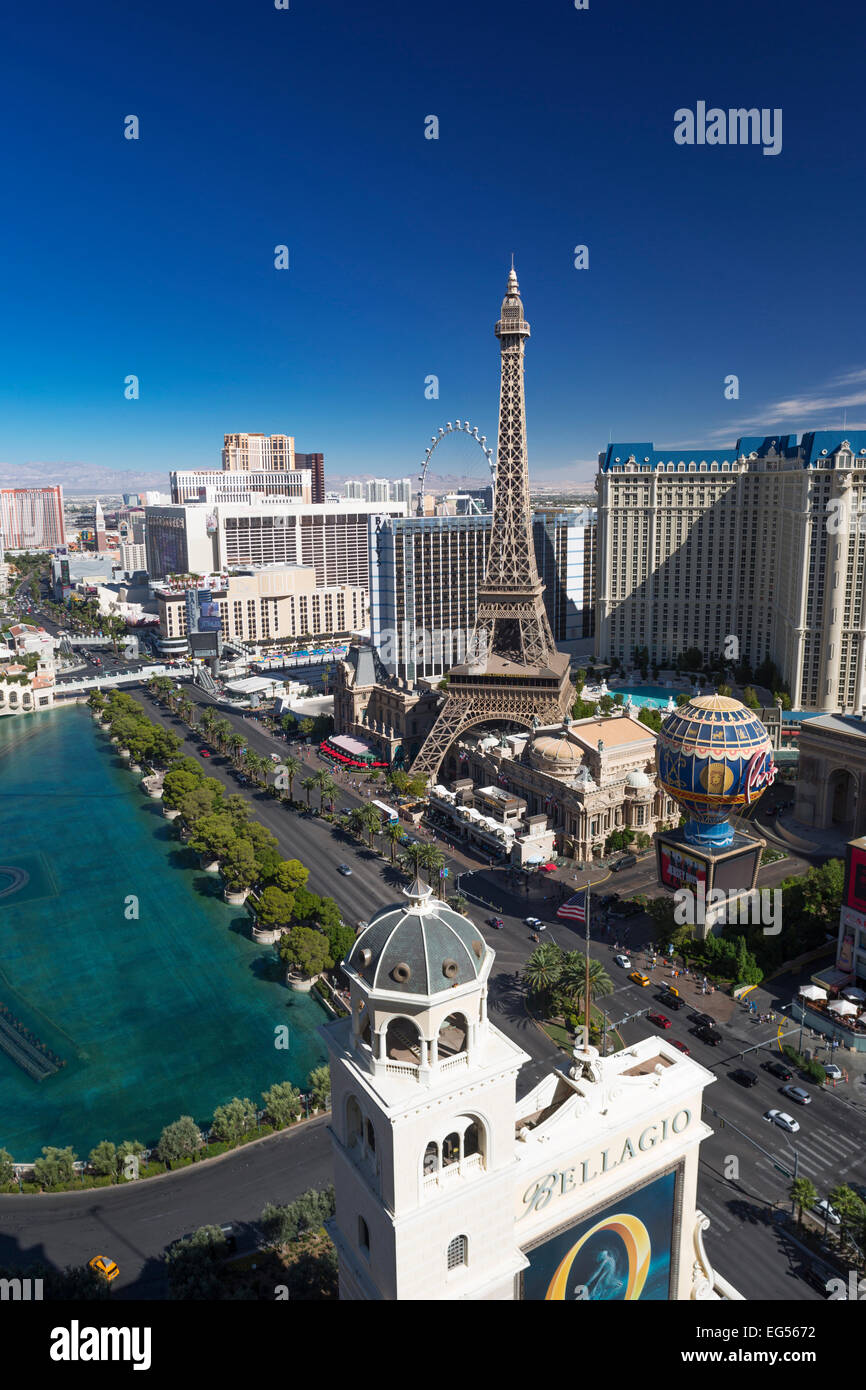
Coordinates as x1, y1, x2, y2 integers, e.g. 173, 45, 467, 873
212, 719, 232, 753
790, 1177, 818, 1226
281, 754, 301, 801
316, 773, 337, 813
227, 733, 245, 766
301, 775, 317, 808
560, 953, 614, 1015
523, 943, 563, 1003
419, 843, 446, 896
399, 842, 426, 881
384, 822, 405, 864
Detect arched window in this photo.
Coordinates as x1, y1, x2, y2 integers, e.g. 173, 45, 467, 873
385, 1016, 422, 1064
358, 1216, 370, 1254
463, 1120, 481, 1158
442, 1131, 460, 1167
423, 1141, 439, 1175
365, 1118, 376, 1153
447, 1235, 468, 1270
438, 1012, 468, 1058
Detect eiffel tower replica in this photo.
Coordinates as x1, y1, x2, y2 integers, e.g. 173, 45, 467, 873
412, 265, 574, 783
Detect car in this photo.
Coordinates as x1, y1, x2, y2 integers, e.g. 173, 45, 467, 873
813, 1199, 841, 1227
824, 1063, 843, 1081
731, 1068, 758, 1088
764, 1109, 800, 1133
696, 1026, 722, 1046
525, 917, 543, 928
199, 748, 211, 758
88, 1255, 119, 1283
629, 971, 650, 987
219, 1223, 238, 1251
539, 862, 558, 872
660, 993, 685, 1011
670, 1039, 691, 1055
338, 864, 352, 876
763, 1059, 793, 1081
648, 1013, 672, 1029
614, 953, 631, 968
693, 1013, 715, 1028
781, 1085, 812, 1106
488, 917, 505, 930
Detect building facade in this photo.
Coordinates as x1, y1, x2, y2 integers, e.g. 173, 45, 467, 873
0, 486, 65, 550
333, 645, 441, 765
145, 500, 407, 587
221, 433, 295, 472
156, 566, 365, 651
169, 469, 312, 505
324, 879, 736, 1301
597, 431, 866, 714
369, 509, 596, 683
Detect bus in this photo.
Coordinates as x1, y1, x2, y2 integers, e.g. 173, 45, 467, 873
371, 800, 400, 825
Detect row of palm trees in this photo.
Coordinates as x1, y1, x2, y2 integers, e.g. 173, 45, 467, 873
523, 941, 614, 1033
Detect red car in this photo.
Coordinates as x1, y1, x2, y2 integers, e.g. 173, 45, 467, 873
648, 1013, 672, 1030
199, 748, 211, 758
539, 862, 558, 872
670, 1039, 690, 1054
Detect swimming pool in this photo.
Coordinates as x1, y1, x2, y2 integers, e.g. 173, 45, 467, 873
606, 684, 685, 709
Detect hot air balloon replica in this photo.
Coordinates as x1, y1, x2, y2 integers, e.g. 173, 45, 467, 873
654, 694, 775, 930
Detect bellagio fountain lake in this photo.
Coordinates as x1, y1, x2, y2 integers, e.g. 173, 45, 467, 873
0, 706, 327, 1162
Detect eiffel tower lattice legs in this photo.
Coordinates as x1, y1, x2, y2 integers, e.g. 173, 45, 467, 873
411, 692, 571, 785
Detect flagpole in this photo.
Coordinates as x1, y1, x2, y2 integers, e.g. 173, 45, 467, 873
583, 880, 591, 1053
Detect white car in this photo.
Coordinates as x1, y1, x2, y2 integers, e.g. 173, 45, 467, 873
824, 1063, 843, 1081
614, 954, 632, 969
813, 1199, 841, 1226
525, 917, 545, 930
764, 1109, 800, 1133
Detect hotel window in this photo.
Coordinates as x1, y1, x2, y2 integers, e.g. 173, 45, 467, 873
447, 1235, 468, 1270
358, 1217, 370, 1255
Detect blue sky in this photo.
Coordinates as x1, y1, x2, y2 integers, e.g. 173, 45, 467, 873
0, 0, 862, 486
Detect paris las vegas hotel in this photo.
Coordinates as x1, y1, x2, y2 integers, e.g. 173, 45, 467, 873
596, 430, 866, 714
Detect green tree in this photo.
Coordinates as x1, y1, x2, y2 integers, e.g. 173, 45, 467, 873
789, 1177, 818, 1226
33, 1146, 78, 1188
256, 885, 295, 931
827, 1183, 866, 1245
268, 857, 309, 896
308, 1064, 331, 1111
0, 1148, 14, 1186
279, 754, 301, 800
560, 953, 614, 1015
179, 780, 225, 827
301, 775, 317, 807
384, 821, 405, 863
262, 1081, 302, 1128
717, 684, 732, 698
299, 717, 315, 738
399, 842, 426, 881
189, 813, 238, 861
220, 836, 259, 892
322, 915, 355, 966
156, 1116, 203, 1164
164, 1227, 228, 1300
280, 925, 333, 977
638, 706, 663, 733
87, 1140, 117, 1177
419, 843, 446, 895
742, 686, 760, 710
211, 1096, 257, 1144
260, 1186, 336, 1245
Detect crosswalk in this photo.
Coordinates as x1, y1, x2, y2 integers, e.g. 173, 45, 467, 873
754, 1119, 862, 1185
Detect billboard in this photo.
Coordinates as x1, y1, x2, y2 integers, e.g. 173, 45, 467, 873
521, 1170, 676, 1301
197, 598, 222, 633
845, 840, 866, 914
659, 845, 707, 891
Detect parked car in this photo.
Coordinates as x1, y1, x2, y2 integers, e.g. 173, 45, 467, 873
611, 854, 637, 871
614, 953, 632, 969
199, 748, 211, 758
660, 993, 685, 1011
629, 971, 650, 988
693, 1013, 715, 1028
525, 917, 543, 929
781, 1084, 812, 1106
731, 1068, 758, 1088
670, 1039, 691, 1055
489, 917, 505, 930
696, 1026, 722, 1046
763, 1059, 793, 1081
648, 1013, 672, 1030
824, 1063, 843, 1081
88, 1255, 119, 1282
764, 1109, 800, 1133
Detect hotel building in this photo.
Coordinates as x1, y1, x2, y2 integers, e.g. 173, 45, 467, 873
169, 469, 312, 505
156, 566, 366, 653
369, 509, 596, 682
596, 430, 866, 714
0, 486, 65, 550
220, 435, 325, 504
145, 500, 407, 588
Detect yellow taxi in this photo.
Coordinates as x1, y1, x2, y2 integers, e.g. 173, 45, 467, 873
629, 971, 650, 987
88, 1255, 119, 1283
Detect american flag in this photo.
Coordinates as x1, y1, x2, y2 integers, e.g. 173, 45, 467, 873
557, 890, 587, 923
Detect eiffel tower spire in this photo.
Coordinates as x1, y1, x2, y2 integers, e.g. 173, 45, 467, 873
412, 266, 573, 783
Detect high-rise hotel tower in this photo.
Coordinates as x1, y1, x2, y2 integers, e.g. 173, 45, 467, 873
596, 432, 866, 713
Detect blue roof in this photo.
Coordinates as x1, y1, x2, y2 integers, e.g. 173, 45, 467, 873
600, 432, 866, 473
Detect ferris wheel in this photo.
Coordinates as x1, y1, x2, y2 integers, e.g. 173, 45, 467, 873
417, 420, 495, 516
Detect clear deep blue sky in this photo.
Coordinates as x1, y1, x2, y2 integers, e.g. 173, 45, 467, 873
0, 0, 862, 485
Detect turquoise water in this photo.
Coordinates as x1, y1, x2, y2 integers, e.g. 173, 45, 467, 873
0, 707, 327, 1162
607, 684, 683, 709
